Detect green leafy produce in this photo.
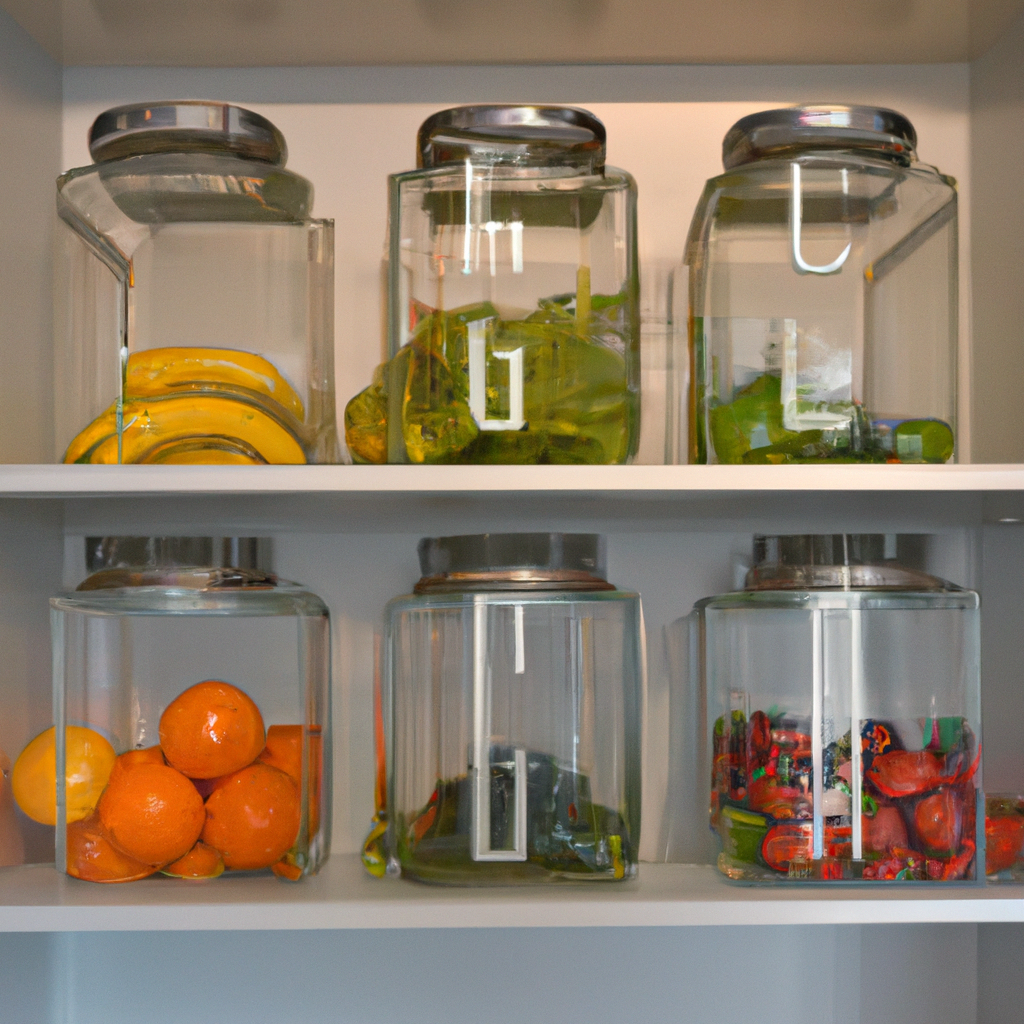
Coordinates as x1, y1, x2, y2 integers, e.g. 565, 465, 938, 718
397, 747, 633, 883
345, 293, 636, 465
708, 373, 954, 464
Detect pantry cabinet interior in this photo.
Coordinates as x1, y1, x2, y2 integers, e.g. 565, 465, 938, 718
1, 0, 1024, 1019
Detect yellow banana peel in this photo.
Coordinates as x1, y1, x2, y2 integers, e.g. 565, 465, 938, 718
64, 347, 310, 465
125, 347, 305, 423
65, 395, 306, 465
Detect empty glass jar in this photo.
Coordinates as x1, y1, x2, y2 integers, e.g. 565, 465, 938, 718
48, 537, 331, 882
344, 105, 639, 465
695, 535, 981, 883
687, 105, 958, 464
377, 533, 643, 883
56, 101, 338, 464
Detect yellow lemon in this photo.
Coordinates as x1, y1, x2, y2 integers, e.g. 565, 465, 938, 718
11, 726, 116, 826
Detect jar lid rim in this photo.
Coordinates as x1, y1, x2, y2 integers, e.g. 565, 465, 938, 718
89, 101, 287, 166
417, 105, 606, 172
722, 104, 917, 170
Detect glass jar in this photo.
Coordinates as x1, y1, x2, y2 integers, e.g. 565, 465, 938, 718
985, 793, 1024, 880
695, 535, 981, 883
47, 537, 331, 882
687, 105, 958, 465
344, 105, 639, 466
377, 533, 643, 883
56, 101, 338, 465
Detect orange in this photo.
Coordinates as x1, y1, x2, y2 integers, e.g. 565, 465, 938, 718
271, 857, 303, 881
258, 724, 323, 835
202, 762, 300, 871
12, 725, 116, 826
257, 725, 302, 784
162, 841, 225, 879
98, 762, 205, 866
66, 812, 157, 883
159, 680, 265, 779
114, 746, 166, 771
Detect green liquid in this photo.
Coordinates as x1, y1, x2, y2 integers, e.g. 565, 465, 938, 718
398, 748, 634, 884
708, 373, 954, 465
345, 294, 637, 465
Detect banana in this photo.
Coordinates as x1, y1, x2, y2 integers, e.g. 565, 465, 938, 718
64, 395, 306, 465
125, 347, 305, 424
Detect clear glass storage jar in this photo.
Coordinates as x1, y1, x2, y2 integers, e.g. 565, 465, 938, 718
56, 101, 338, 465
48, 537, 331, 883
377, 533, 643, 883
687, 105, 958, 465
695, 535, 981, 883
344, 105, 639, 466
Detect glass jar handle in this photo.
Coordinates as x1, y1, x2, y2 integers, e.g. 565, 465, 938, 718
471, 598, 528, 862
790, 162, 852, 276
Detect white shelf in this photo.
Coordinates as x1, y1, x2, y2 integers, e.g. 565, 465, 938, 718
4, 0, 1022, 67
1, 858, 1022, 931
1, 464, 1024, 498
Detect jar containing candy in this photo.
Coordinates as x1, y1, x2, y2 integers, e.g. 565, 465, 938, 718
686, 105, 958, 464
372, 533, 643, 883
344, 105, 639, 465
694, 534, 981, 883
56, 101, 338, 464
39, 537, 331, 882
985, 793, 1024, 880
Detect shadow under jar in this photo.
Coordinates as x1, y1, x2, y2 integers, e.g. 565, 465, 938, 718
56, 101, 338, 465
694, 535, 981, 883
50, 537, 331, 883
344, 105, 640, 466
379, 533, 643, 884
687, 105, 958, 465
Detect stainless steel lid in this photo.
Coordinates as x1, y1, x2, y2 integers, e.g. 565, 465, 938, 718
415, 532, 613, 593
722, 105, 917, 170
85, 536, 272, 573
417, 105, 606, 172
745, 534, 950, 591
89, 101, 287, 166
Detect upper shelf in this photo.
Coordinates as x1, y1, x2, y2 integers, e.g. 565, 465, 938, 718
3, 0, 1023, 67
2, 858, 1023, 931
2, 463, 1024, 498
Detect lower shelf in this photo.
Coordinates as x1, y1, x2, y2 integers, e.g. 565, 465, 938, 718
1, 857, 1023, 930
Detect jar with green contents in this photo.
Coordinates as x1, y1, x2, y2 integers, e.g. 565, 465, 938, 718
372, 533, 643, 884
345, 105, 639, 465
686, 105, 958, 465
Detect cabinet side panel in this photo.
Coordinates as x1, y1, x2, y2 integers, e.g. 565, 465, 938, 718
971, 6, 1024, 462
0, 7, 59, 463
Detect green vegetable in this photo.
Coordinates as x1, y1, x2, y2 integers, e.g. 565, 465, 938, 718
345, 292, 636, 465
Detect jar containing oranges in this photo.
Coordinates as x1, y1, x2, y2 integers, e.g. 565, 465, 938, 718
37, 536, 331, 882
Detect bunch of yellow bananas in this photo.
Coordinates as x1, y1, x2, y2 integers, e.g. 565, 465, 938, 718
64, 348, 308, 465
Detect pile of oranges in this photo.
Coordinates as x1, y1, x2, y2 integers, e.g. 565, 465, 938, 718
12, 680, 312, 883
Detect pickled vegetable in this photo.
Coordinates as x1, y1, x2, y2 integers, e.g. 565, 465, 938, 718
398, 746, 632, 882
708, 372, 954, 465
346, 293, 636, 465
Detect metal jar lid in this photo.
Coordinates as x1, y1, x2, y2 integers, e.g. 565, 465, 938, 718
415, 532, 614, 593
79, 536, 275, 591
89, 101, 287, 166
417, 105, 606, 172
745, 534, 949, 591
722, 105, 917, 170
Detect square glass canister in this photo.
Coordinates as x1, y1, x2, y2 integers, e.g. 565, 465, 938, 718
344, 105, 639, 466
687, 105, 958, 465
696, 535, 981, 883
47, 537, 331, 882
56, 101, 338, 465
370, 533, 643, 883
